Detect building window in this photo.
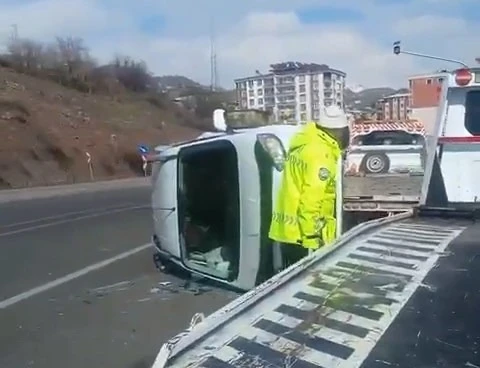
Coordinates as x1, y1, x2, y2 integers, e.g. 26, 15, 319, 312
300, 104, 307, 111
313, 102, 319, 109
299, 94, 306, 102
257, 88, 263, 96
256, 79, 263, 86
426, 79, 432, 85
248, 80, 254, 87
249, 99, 254, 106
258, 98, 264, 105
312, 74, 318, 81
300, 113, 307, 121
438, 77, 444, 83
313, 109, 319, 118
299, 75, 305, 83
313, 82, 319, 90
299, 84, 306, 93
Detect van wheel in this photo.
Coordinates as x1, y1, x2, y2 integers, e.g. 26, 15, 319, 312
360, 152, 390, 174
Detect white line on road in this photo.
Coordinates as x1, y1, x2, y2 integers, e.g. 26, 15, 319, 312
0, 203, 141, 229
0, 243, 152, 309
0, 205, 149, 237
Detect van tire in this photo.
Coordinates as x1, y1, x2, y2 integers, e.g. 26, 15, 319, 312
360, 152, 390, 174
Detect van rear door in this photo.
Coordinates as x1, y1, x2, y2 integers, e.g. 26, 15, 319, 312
152, 157, 180, 258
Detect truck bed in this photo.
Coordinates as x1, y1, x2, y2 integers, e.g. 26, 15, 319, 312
343, 175, 423, 211
154, 214, 473, 368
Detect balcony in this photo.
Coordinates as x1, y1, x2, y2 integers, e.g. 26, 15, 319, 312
276, 88, 296, 96
276, 77, 295, 86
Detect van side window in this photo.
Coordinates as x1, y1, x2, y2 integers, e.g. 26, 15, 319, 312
465, 90, 480, 135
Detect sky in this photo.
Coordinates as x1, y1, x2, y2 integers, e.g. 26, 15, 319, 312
0, 0, 478, 89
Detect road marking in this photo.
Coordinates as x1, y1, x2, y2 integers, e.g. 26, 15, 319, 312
0, 203, 141, 229
0, 205, 149, 237
0, 243, 152, 309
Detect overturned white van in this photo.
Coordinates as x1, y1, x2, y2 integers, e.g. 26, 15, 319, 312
147, 110, 343, 291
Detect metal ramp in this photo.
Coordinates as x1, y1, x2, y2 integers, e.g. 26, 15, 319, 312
165, 219, 465, 368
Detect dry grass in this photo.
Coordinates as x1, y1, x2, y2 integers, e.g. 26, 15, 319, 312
0, 66, 202, 188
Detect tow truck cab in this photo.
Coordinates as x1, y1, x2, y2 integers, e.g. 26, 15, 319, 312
423, 67, 480, 205
149, 113, 344, 292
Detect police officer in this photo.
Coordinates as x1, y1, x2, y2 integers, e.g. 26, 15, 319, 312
269, 105, 350, 269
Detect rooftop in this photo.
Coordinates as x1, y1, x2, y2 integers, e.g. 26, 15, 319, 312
234, 61, 346, 82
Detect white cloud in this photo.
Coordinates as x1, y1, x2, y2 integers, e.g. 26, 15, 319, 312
0, 0, 478, 88
394, 15, 468, 37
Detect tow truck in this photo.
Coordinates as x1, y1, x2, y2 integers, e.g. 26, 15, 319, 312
150, 44, 480, 368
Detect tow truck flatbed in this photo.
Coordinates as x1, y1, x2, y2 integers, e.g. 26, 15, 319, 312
156, 212, 474, 368
343, 175, 423, 212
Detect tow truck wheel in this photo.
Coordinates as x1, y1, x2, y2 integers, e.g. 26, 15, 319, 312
361, 152, 390, 174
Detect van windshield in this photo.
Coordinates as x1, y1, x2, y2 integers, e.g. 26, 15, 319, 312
177, 140, 240, 281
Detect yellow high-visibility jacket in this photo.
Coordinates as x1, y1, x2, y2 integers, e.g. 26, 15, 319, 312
269, 122, 341, 249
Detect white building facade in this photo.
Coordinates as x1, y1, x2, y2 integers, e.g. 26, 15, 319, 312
234, 62, 346, 123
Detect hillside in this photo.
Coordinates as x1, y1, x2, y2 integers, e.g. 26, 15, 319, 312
0, 67, 203, 189
344, 87, 409, 110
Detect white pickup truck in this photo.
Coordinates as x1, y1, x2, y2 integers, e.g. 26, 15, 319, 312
343, 121, 426, 217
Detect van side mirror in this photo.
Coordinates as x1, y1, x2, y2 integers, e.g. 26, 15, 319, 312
256, 133, 287, 171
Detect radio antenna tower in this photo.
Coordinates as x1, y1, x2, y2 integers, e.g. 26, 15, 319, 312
210, 18, 218, 91
10, 24, 18, 42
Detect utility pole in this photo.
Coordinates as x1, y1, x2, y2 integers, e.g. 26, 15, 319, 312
210, 18, 218, 91
10, 24, 18, 42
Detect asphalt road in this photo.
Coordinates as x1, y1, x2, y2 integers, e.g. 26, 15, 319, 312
0, 187, 238, 368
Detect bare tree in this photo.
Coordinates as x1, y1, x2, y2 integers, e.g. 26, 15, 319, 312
7, 38, 44, 72
112, 55, 153, 92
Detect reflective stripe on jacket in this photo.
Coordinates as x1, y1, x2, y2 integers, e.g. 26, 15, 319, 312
269, 122, 341, 249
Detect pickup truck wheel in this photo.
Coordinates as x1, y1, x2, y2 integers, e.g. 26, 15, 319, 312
361, 152, 390, 174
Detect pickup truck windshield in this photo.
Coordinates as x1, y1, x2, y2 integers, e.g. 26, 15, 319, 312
352, 130, 424, 146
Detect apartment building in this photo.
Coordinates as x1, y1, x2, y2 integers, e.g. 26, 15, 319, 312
408, 72, 445, 134
234, 62, 346, 122
376, 93, 410, 121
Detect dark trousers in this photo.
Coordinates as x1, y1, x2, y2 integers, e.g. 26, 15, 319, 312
280, 242, 308, 269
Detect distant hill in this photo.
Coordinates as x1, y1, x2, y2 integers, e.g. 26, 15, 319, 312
153, 75, 204, 90
154, 75, 408, 112
344, 87, 409, 111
